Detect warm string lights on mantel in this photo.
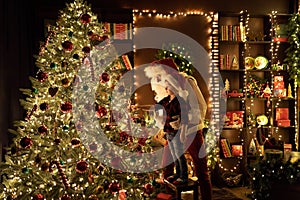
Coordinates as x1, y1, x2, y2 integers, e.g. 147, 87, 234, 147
132, 8, 215, 103
132, 9, 215, 53
132, 9, 214, 19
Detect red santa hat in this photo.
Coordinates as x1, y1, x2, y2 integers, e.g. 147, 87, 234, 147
152, 58, 178, 71
151, 58, 188, 99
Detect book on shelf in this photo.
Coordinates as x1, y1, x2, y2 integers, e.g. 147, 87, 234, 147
220, 138, 232, 158
219, 24, 243, 41
120, 54, 132, 70
104, 22, 133, 40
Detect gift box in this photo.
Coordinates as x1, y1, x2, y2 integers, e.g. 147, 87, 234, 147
228, 89, 243, 97
224, 111, 244, 128
276, 119, 290, 127
155, 193, 173, 200
274, 81, 285, 89
231, 145, 243, 157
276, 108, 289, 120
274, 89, 286, 98
274, 75, 284, 82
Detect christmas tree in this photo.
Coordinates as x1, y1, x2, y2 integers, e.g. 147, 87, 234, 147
0, 0, 160, 199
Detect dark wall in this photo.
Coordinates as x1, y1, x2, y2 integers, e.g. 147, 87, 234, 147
0, 0, 298, 159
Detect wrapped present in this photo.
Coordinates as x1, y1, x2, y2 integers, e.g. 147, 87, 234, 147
220, 139, 232, 158
228, 89, 243, 97
155, 193, 173, 200
274, 81, 285, 89
274, 75, 284, 82
232, 145, 243, 157
276, 119, 290, 127
274, 89, 286, 98
276, 108, 289, 120
224, 111, 244, 128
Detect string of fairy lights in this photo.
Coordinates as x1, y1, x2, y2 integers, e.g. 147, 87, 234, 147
269, 11, 298, 150
132, 9, 216, 136
132, 9, 299, 174
132, 9, 223, 171
245, 10, 299, 160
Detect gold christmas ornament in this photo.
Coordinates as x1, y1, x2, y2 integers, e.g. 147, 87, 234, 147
256, 114, 268, 126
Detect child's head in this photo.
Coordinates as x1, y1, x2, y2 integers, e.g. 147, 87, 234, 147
144, 58, 188, 100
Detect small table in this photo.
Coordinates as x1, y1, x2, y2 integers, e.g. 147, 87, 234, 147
164, 179, 199, 200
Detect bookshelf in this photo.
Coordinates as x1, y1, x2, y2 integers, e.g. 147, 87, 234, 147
216, 11, 298, 185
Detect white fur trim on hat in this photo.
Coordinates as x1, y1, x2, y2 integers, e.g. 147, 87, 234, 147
144, 65, 169, 79
164, 74, 188, 100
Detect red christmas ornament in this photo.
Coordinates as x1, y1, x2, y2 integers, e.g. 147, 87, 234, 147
60, 102, 72, 113
71, 138, 81, 147
90, 34, 109, 46
62, 41, 73, 51
96, 105, 107, 117
89, 142, 97, 152
109, 181, 120, 194
80, 13, 91, 24
37, 71, 48, 82
82, 46, 91, 53
111, 156, 122, 168
20, 137, 33, 148
100, 72, 110, 83
119, 131, 129, 142
76, 160, 88, 173
38, 125, 48, 134
138, 138, 147, 146
33, 193, 44, 200
143, 183, 154, 195
61, 194, 71, 200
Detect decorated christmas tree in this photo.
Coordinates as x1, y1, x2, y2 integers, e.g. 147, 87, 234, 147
0, 0, 160, 199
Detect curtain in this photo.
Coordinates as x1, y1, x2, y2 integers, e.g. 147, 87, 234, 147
0, 0, 36, 160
